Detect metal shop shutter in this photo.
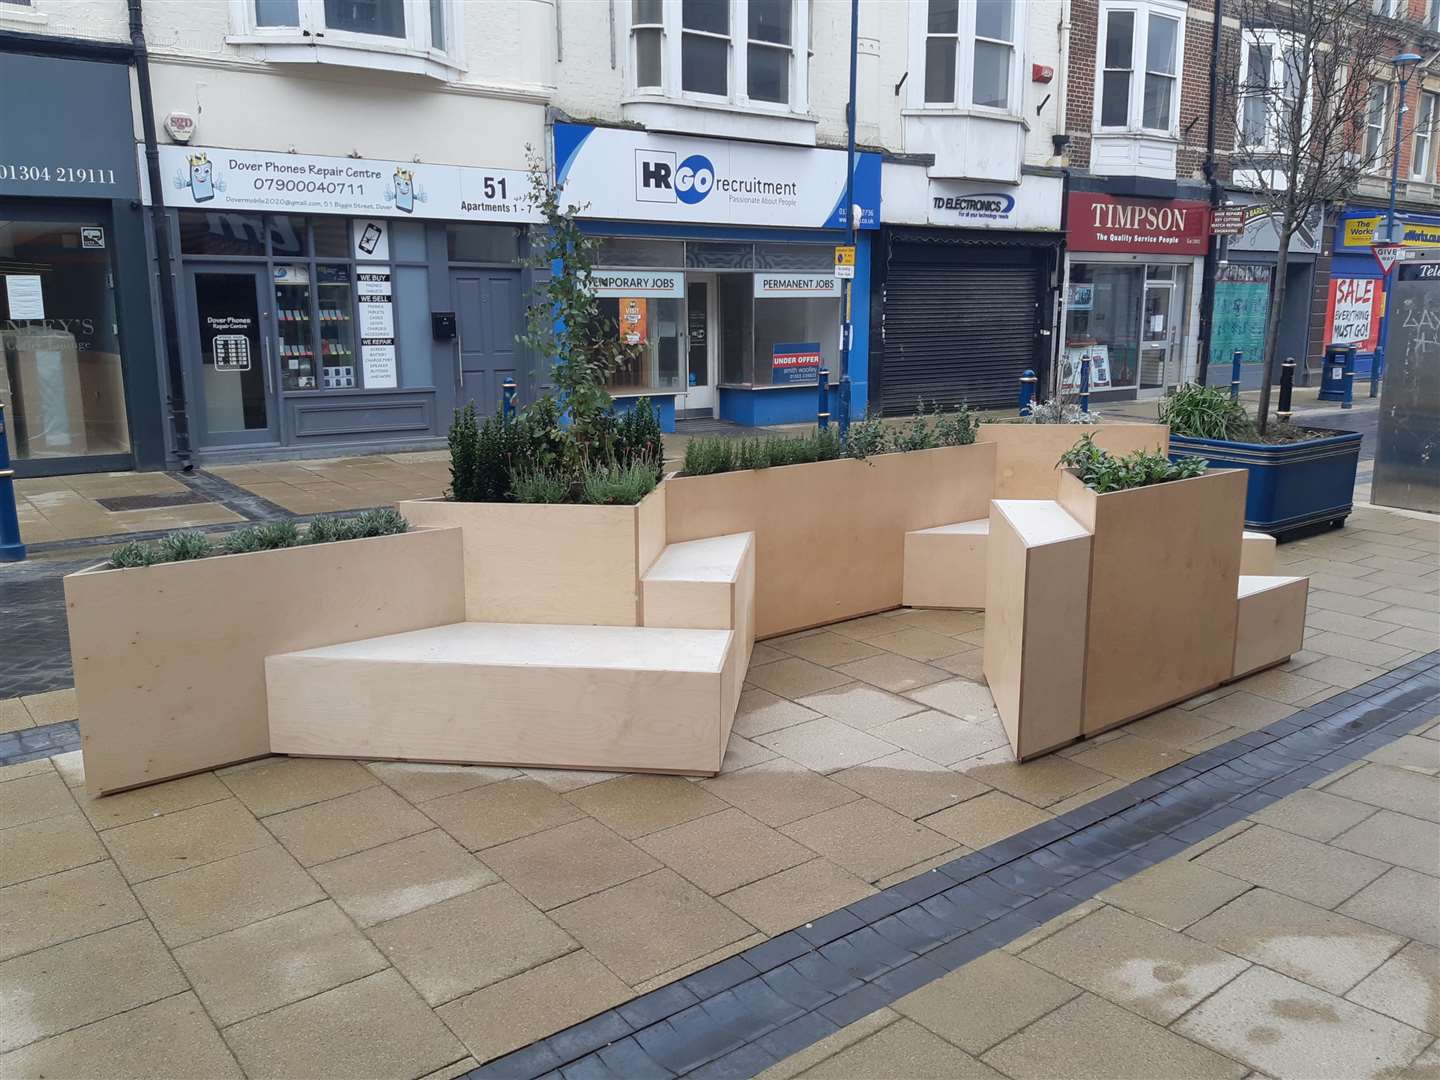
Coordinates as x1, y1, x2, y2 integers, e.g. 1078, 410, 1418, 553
882, 264, 1039, 414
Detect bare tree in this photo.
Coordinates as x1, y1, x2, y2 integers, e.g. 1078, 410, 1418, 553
1224, 0, 1396, 433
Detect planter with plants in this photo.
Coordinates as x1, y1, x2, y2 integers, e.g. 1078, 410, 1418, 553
1159, 384, 1361, 539
399, 156, 670, 626
977, 409, 1171, 498
65, 510, 464, 796
665, 406, 996, 637
1052, 435, 1251, 735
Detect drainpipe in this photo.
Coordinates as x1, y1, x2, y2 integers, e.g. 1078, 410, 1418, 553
1196, 0, 1224, 388
129, 0, 192, 472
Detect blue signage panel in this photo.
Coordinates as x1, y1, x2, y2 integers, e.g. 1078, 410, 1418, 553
772, 341, 822, 384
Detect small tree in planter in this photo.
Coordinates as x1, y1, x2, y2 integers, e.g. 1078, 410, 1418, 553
1222, 0, 1392, 432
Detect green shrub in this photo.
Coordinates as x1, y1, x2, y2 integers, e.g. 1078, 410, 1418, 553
682, 436, 736, 476
155, 530, 212, 562
616, 398, 665, 478
303, 515, 343, 545
109, 540, 158, 568
347, 508, 409, 538
845, 414, 895, 459
580, 460, 659, 505
933, 404, 978, 446
1159, 384, 1248, 441
1023, 399, 1103, 424
734, 438, 769, 471
223, 521, 301, 555
1058, 433, 1207, 493
447, 401, 482, 502
509, 466, 572, 503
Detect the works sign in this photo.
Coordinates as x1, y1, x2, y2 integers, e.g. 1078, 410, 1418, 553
1067, 192, 1210, 255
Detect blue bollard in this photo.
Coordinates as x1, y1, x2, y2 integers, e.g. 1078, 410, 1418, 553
816, 368, 830, 430
0, 403, 26, 562
502, 377, 517, 421
1078, 355, 1091, 415
1341, 364, 1354, 410
1018, 369, 1037, 416
838, 376, 851, 441
1230, 350, 1243, 401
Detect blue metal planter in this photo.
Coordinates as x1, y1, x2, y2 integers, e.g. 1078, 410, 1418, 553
1169, 428, 1363, 539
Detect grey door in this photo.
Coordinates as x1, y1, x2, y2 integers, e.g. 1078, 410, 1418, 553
184, 264, 279, 447
451, 268, 524, 416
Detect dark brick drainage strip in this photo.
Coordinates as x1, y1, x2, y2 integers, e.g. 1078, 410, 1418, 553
467, 654, 1440, 1080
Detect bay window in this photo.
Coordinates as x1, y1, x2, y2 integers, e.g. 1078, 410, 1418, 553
629, 0, 808, 111
1413, 91, 1438, 181
240, 0, 457, 67
920, 0, 1019, 111
1095, 0, 1184, 134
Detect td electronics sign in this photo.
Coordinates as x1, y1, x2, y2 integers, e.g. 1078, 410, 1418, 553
1067, 193, 1209, 255
555, 123, 881, 230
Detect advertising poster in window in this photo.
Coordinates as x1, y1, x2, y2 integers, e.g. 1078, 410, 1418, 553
772, 342, 822, 385
618, 298, 648, 345
1325, 277, 1383, 352
1211, 264, 1271, 365
357, 270, 397, 389
1060, 345, 1112, 390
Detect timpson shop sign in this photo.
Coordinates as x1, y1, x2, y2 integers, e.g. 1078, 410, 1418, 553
1067, 192, 1210, 255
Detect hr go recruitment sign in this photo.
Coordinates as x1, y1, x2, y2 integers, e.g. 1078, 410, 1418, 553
554, 123, 881, 230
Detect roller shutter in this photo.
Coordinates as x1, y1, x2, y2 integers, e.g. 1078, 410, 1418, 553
881, 263, 1041, 414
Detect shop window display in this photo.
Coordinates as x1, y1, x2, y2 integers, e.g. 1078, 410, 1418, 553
1, 219, 131, 459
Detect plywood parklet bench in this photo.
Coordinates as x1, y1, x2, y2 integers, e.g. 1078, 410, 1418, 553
66, 422, 1305, 795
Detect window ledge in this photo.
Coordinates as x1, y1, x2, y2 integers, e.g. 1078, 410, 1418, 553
226, 35, 465, 80
1091, 129, 1178, 142
622, 98, 817, 146
0, 5, 48, 26
902, 106, 1026, 127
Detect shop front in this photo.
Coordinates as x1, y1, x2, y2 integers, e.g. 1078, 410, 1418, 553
150, 144, 540, 458
1062, 189, 1209, 402
1323, 206, 1440, 378
1205, 198, 1320, 389
553, 123, 880, 429
872, 166, 1063, 413
1, 48, 165, 476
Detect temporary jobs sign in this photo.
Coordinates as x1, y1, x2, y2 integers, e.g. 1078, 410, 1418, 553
554, 123, 881, 230
146, 145, 540, 223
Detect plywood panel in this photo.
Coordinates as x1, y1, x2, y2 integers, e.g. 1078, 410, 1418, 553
979, 423, 1170, 499
642, 533, 754, 631
1241, 530, 1277, 575
400, 488, 664, 626
1060, 468, 1248, 735
984, 501, 1091, 759
65, 528, 466, 796
665, 444, 996, 638
903, 520, 988, 610
266, 622, 734, 774
1233, 576, 1308, 678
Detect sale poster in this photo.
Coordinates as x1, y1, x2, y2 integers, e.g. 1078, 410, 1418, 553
1325, 278, 1383, 352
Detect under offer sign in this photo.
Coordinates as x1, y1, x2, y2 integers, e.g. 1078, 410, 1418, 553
1067, 193, 1210, 255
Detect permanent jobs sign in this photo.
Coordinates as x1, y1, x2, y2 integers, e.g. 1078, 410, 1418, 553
554, 123, 881, 230
146, 145, 540, 223
1066, 193, 1210, 255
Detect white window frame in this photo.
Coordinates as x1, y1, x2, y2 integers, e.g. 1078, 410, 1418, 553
1093, 0, 1185, 137
1412, 90, 1438, 180
1371, 0, 1401, 17
905, 0, 1024, 115
1428, 0, 1440, 31
1364, 81, 1391, 174
1237, 30, 1311, 154
624, 0, 811, 116
230, 0, 462, 71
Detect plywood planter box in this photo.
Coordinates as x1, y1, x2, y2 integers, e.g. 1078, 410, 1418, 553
978, 422, 1170, 499
1056, 467, 1247, 735
399, 485, 667, 626
666, 443, 995, 638
64, 528, 465, 796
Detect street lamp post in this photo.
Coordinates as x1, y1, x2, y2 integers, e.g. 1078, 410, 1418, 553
1374, 52, 1422, 396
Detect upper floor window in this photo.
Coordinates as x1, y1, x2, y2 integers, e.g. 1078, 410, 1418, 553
1371, 0, 1401, 17
1096, 0, 1183, 134
1364, 82, 1391, 171
628, 0, 808, 110
1428, 0, 1440, 30
245, 0, 453, 57
1413, 90, 1438, 180
914, 0, 1020, 111
1238, 32, 1305, 153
